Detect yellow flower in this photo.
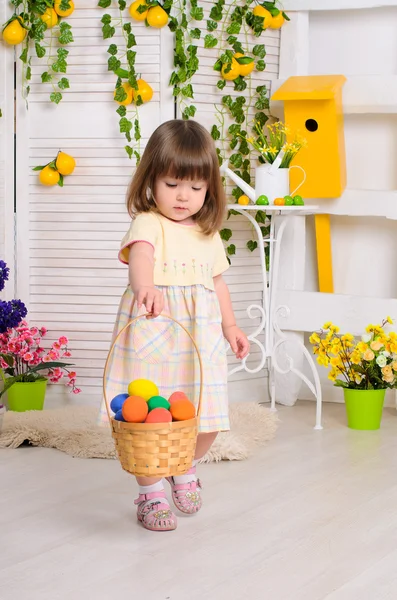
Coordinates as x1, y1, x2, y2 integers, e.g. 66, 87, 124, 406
390, 343, 397, 353
341, 334, 354, 342
356, 341, 368, 353
383, 373, 394, 384
323, 321, 333, 330
350, 351, 361, 365
389, 332, 397, 341
392, 361, 397, 371
330, 356, 342, 367
363, 349, 375, 361
267, 147, 278, 154
309, 333, 320, 344
386, 316, 393, 325
370, 340, 384, 351
317, 354, 329, 367
382, 366, 393, 378
246, 137, 254, 143
328, 369, 338, 382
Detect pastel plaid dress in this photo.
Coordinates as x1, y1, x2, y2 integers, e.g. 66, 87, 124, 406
99, 212, 230, 433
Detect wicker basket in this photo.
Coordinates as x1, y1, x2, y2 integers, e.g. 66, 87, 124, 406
102, 314, 203, 478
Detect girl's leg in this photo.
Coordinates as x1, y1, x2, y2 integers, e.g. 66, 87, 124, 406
166, 431, 219, 515
135, 475, 177, 532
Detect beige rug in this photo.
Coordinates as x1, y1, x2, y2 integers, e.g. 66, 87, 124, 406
0, 403, 278, 462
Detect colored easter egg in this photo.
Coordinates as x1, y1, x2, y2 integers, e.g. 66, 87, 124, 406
114, 409, 125, 421
170, 399, 196, 421
148, 395, 170, 411
110, 393, 129, 414
127, 379, 159, 401
293, 195, 305, 206
284, 195, 294, 206
256, 195, 269, 206
169, 391, 188, 404
122, 395, 148, 423
274, 197, 285, 206
145, 407, 172, 424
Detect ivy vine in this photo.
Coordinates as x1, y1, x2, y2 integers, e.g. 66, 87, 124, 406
4, 0, 75, 104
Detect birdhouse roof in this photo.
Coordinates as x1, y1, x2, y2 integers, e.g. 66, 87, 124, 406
271, 75, 347, 101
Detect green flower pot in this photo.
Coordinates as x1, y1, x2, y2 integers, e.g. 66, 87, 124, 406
6, 380, 47, 412
343, 388, 385, 430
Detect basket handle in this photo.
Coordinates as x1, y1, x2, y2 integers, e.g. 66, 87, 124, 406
102, 313, 203, 424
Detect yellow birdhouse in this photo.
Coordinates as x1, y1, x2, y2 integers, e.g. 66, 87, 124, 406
271, 75, 347, 294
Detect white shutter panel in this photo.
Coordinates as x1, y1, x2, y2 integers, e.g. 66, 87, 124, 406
177, 1, 281, 401
16, 1, 174, 398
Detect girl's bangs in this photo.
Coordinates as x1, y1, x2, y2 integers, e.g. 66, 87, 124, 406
157, 144, 212, 182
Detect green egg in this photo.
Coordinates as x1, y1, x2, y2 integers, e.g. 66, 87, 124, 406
293, 195, 305, 206
284, 195, 294, 206
147, 395, 170, 411
256, 195, 269, 206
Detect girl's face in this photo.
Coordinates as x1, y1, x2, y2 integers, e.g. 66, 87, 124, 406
153, 175, 208, 224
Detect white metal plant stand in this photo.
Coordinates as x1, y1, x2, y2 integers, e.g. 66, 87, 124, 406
227, 205, 323, 430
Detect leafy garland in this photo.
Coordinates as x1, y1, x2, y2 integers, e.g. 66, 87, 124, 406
4, 0, 74, 104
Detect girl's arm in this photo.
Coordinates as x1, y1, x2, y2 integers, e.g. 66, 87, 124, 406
213, 274, 249, 359
128, 242, 164, 317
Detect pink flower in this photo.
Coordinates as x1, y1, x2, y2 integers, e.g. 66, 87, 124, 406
52, 342, 61, 350
72, 388, 81, 394
48, 350, 59, 360
62, 351, 72, 358
68, 371, 77, 379
22, 352, 33, 362
42, 355, 52, 363
30, 327, 39, 336
40, 327, 47, 336
58, 336, 68, 346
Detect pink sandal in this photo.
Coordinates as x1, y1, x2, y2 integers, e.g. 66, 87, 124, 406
134, 490, 177, 531
166, 467, 202, 515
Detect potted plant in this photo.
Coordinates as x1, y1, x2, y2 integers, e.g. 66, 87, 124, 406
0, 260, 80, 410
310, 318, 397, 430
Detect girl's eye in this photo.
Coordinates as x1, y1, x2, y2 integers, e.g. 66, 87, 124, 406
192, 187, 202, 191
165, 183, 177, 188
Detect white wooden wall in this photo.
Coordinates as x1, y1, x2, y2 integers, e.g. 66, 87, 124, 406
273, 1, 397, 406
0, 0, 281, 406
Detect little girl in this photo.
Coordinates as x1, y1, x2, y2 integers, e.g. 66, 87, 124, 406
99, 119, 249, 532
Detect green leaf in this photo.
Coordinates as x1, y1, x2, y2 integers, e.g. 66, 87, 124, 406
247, 240, 258, 252
123, 22, 132, 33
252, 44, 266, 59
119, 117, 133, 135
52, 48, 69, 74
0, 376, 18, 399
255, 95, 269, 110
222, 94, 233, 108
204, 34, 218, 49
26, 66, 32, 81
58, 77, 70, 90
211, 125, 221, 141
114, 86, 128, 103
235, 56, 254, 66
116, 105, 127, 117
207, 19, 218, 31
118, 0, 126, 9
334, 379, 349, 388
181, 84, 194, 99
58, 22, 74, 45
101, 14, 115, 39
19, 48, 28, 63
226, 22, 241, 35
57, 173, 64, 187
35, 43, 46, 58
30, 361, 74, 373
217, 79, 226, 90
228, 209, 240, 217
213, 59, 222, 72
256, 60, 266, 72
220, 228, 232, 241
98, 0, 112, 7
125, 145, 133, 159
50, 92, 62, 104
190, 6, 204, 20
190, 28, 201, 39
233, 76, 247, 92
227, 244, 236, 256
107, 44, 118, 56
115, 68, 129, 79
41, 71, 52, 83
255, 211, 267, 224
127, 33, 137, 48
127, 50, 136, 70
134, 119, 141, 141
230, 153, 243, 168
32, 165, 45, 171
108, 56, 121, 72
182, 105, 197, 120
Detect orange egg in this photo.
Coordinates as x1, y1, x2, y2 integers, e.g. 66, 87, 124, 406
145, 407, 172, 424
121, 395, 148, 423
169, 391, 188, 404
170, 399, 196, 421
274, 197, 286, 206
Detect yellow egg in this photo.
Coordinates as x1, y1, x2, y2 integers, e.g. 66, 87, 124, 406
127, 379, 159, 401
238, 194, 250, 205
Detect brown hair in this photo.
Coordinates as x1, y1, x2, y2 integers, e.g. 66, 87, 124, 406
126, 119, 226, 235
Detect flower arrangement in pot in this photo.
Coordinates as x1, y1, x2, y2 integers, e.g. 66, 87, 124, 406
310, 318, 396, 430
0, 260, 80, 411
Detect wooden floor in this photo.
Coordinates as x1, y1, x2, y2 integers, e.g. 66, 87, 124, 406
1, 401, 397, 600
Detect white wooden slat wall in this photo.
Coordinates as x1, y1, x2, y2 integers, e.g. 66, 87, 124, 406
14, 0, 280, 404
178, 0, 280, 399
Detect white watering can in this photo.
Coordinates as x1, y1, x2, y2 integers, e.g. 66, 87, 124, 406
220, 152, 306, 203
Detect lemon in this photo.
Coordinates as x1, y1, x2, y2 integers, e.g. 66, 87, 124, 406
221, 59, 240, 81
135, 78, 153, 103
129, 0, 148, 21
54, 0, 75, 17
238, 195, 250, 206
2, 18, 27, 45
41, 8, 58, 28
252, 5, 273, 28
269, 12, 285, 29
234, 53, 254, 77
39, 165, 60, 186
128, 379, 159, 401
56, 151, 76, 176
147, 5, 169, 28
114, 82, 134, 105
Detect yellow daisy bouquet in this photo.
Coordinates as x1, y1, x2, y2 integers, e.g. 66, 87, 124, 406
309, 318, 397, 390
241, 120, 307, 168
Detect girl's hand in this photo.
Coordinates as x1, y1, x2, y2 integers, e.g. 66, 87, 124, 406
223, 325, 250, 360
136, 286, 164, 318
